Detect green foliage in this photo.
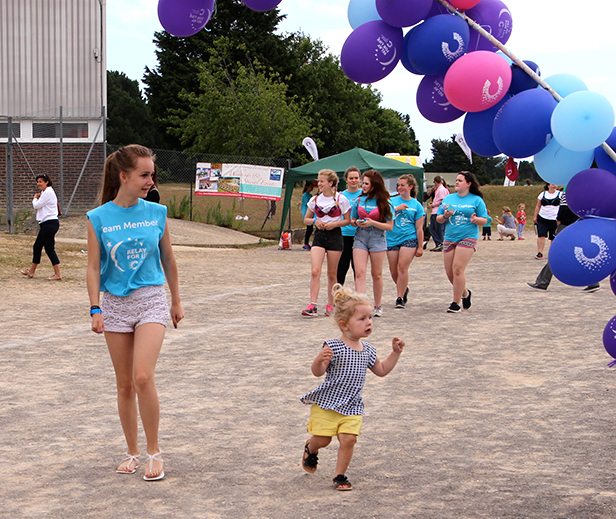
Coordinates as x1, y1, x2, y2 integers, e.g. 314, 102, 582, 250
206, 199, 242, 230
106, 71, 160, 147
171, 39, 311, 157
166, 195, 191, 220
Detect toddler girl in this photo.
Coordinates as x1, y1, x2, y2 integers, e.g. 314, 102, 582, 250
516, 203, 526, 240
300, 283, 405, 490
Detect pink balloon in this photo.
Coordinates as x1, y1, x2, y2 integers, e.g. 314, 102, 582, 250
444, 51, 512, 112
242, 0, 282, 12
449, 0, 483, 8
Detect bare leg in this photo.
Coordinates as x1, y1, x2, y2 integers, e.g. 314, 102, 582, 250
537, 236, 546, 255
133, 323, 166, 479
325, 251, 342, 305
370, 251, 386, 307
395, 247, 416, 298
353, 248, 369, 294
334, 433, 358, 478
309, 246, 326, 303
451, 247, 475, 304
387, 250, 399, 285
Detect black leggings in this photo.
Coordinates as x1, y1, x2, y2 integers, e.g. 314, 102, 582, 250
336, 235, 356, 285
32, 219, 60, 265
304, 224, 314, 246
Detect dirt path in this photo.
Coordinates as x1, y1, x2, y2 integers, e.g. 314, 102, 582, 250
2, 222, 616, 518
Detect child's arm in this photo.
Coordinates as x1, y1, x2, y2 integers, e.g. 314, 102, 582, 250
311, 343, 333, 377
370, 337, 405, 377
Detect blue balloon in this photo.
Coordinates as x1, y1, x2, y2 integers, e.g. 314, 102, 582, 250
551, 91, 615, 152
348, 0, 381, 29
566, 168, 616, 219
401, 27, 423, 75
407, 14, 470, 76
493, 89, 557, 158
463, 94, 511, 157
543, 73, 587, 99
604, 314, 616, 361
549, 218, 616, 287
533, 137, 594, 186
158, 0, 214, 37
416, 74, 466, 123
594, 127, 616, 175
376, 0, 432, 28
509, 60, 540, 95
611, 270, 616, 297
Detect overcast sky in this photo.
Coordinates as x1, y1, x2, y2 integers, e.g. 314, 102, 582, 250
106, 0, 616, 163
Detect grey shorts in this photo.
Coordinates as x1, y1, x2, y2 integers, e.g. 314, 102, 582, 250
353, 226, 387, 252
101, 285, 169, 333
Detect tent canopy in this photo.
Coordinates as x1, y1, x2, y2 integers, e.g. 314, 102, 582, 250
279, 147, 424, 236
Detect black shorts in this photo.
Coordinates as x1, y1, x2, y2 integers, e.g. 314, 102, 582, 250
536, 215, 557, 240
311, 227, 343, 251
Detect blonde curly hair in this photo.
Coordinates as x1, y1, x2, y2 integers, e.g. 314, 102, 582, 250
332, 283, 372, 326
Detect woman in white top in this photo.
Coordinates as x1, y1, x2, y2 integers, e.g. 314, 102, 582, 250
302, 169, 351, 317
533, 183, 561, 260
21, 173, 62, 280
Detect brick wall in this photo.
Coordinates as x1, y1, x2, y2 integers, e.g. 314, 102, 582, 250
0, 142, 105, 217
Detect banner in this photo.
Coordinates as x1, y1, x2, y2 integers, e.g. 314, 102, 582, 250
195, 162, 284, 201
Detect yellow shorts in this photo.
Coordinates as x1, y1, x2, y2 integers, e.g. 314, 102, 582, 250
307, 404, 363, 437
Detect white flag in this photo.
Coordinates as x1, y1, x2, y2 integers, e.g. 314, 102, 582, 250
455, 133, 472, 164
302, 137, 319, 161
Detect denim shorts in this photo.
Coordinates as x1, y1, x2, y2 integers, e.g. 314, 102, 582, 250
353, 226, 387, 252
387, 238, 419, 251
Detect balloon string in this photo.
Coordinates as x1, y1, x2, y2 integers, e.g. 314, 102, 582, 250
434, 0, 616, 166
608, 359, 616, 368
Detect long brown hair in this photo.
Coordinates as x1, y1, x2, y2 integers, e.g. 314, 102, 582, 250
360, 169, 391, 221
458, 171, 483, 198
100, 144, 155, 204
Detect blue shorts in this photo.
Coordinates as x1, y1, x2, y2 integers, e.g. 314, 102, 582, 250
387, 238, 419, 251
353, 227, 387, 252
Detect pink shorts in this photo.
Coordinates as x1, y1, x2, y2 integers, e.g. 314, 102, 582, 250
101, 285, 169, 333
443, 238, 478, 253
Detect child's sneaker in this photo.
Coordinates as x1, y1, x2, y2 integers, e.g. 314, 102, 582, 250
324, 304, 334, 317
302, 303, 317, 316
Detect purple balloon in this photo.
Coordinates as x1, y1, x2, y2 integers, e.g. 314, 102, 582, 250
466, 0, 513, 52
594, 127, 616, 176
566, 169, 616, 219
241, 0, 282, 12
426, 0, 451, 17
376, 0, 432, 28
549, 218, 616, 287
611, 270, 616, 297
463, 94, 511, 157
493, 89, 557, 158
603, 315, 616, 360
509, 60, 540, 95
157, 0, 214, 37
417, 74, 466, 123
341, 21, 403, 84
407, 15, 470, 76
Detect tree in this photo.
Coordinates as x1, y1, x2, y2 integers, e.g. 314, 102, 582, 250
423, 135, 505, 185
106, 71, 160, 147
172, 41, 310, 157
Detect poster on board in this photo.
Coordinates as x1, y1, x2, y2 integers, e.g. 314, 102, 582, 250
195, 162, 284, 201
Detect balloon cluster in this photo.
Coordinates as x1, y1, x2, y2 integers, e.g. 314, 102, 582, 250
157, 0, 282, 37
343, 0, 616, 365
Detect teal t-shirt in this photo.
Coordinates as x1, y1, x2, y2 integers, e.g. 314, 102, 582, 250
87, 199, 167, 297
301, 191, 312, 219
351, 196, 394, 223
387, 195, 425, 246
437, 192, 488, 242
341, 189, 362, 237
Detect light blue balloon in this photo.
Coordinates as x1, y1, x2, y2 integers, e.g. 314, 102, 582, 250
543, 73, 587, 98
533, 137, 594, 185
551, 90, 615, 152
348, 0, 381, 29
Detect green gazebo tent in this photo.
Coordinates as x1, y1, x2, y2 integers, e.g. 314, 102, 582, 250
279, 148, 424, 237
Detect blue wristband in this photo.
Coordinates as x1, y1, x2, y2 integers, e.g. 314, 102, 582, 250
90, 306, 101, 316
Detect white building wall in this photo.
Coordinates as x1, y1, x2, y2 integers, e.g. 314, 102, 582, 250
0, 0, 106, 121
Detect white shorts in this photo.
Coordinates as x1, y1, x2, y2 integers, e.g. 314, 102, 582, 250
101, 285, 169, 333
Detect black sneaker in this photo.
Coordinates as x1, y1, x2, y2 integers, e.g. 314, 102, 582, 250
535, 252, 543, 259
431, 245, 443, 252
582, 284, 600, 293
526, 282, 547, 291
395, 297, 405, 309
462, 289, 472, 309
447, 302, 461, 313
403, 287, 409, 305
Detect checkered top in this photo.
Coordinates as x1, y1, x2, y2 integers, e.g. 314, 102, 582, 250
300, 339, 377, 416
